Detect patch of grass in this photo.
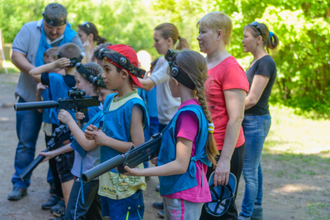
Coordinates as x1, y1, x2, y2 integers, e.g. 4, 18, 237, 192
276, 170, 285, 178
306, 202, 329, 220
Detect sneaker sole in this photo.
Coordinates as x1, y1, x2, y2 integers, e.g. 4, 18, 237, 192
51, 210, 63, 217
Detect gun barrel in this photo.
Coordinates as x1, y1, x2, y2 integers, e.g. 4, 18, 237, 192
81, 155, 125, 182
14, 101, 59, 111
18, 149, 50, 180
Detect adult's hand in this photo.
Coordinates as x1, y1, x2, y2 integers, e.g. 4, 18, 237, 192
214, 157, 231, 186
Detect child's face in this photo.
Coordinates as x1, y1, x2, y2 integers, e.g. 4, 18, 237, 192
102, 59, 123, 90
97, 88, 114, 104
44, 55, 55, 64
74, 70, 93, 96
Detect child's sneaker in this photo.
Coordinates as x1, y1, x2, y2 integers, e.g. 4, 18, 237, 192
50, 200, 65, 217
42, 195, 60, 210
157, 210, 164, 218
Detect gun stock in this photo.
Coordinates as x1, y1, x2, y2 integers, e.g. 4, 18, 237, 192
18, 125, 71, 181
81, 133, 162, 182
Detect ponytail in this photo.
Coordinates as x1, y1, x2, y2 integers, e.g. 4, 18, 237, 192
267, 32, 279, 52
96, 36, 107, 46
176, 36, 190, 50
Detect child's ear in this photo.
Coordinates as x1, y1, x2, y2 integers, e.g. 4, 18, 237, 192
120, 69, 129, 79
172, 77, 179, 86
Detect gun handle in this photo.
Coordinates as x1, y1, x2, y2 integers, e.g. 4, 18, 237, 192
18, 149, 49, 180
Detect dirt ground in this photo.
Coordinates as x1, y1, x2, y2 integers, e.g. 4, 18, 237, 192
0, 73, 329, 220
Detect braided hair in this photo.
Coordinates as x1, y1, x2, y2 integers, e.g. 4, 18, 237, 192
176, 50, 219, 166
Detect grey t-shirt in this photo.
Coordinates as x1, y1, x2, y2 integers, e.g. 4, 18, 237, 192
71, 146, 100, 178
245, 55, 277, 115
12, 19, 83, 102
149, 57, 181, 125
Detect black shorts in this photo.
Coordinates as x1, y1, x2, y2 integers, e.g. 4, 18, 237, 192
55, 151, 74, 183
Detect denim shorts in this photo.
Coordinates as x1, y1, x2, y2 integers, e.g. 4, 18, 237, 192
100, 190, 144, 220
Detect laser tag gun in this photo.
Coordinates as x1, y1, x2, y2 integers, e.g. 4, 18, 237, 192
18, 125, 71, 180
81, 132, 162, 182
14, 87, 99, 115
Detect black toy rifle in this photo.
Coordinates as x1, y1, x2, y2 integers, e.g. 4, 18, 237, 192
81, 133, 162, 182
14, 87, 99, 114
19, 125, 71, 180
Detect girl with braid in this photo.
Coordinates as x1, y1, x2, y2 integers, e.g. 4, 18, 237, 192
125, 49, 219, 220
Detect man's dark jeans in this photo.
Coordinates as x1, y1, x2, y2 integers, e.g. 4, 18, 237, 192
11, 97, 43, 189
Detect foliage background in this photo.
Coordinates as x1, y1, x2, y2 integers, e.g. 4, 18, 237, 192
0, 0, 329, 117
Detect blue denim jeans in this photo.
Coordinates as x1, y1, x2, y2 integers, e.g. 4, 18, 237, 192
240, 114, 271, 218
11, 97, 43, 189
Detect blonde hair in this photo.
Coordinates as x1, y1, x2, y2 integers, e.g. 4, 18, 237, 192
176, 50, 219, 166
154, 23, 190, 50
197, 11, 233, 46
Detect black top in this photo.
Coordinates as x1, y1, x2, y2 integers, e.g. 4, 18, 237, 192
245, 55, 276, 115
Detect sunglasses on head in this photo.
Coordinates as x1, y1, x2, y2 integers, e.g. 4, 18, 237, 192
81, 21, 90, 29
250, 21, 263, 37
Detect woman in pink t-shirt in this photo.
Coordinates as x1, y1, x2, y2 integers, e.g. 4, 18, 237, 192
197, 11, 249, 220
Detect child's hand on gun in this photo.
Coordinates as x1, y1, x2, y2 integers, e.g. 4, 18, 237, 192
55, 58, 71, 68
58, 109, 74, 125
124, 166, 142, 176
76, 112, 85, 121
39, 151, 56, 163
150, 157, 158, 165
37, 82, 48, 91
